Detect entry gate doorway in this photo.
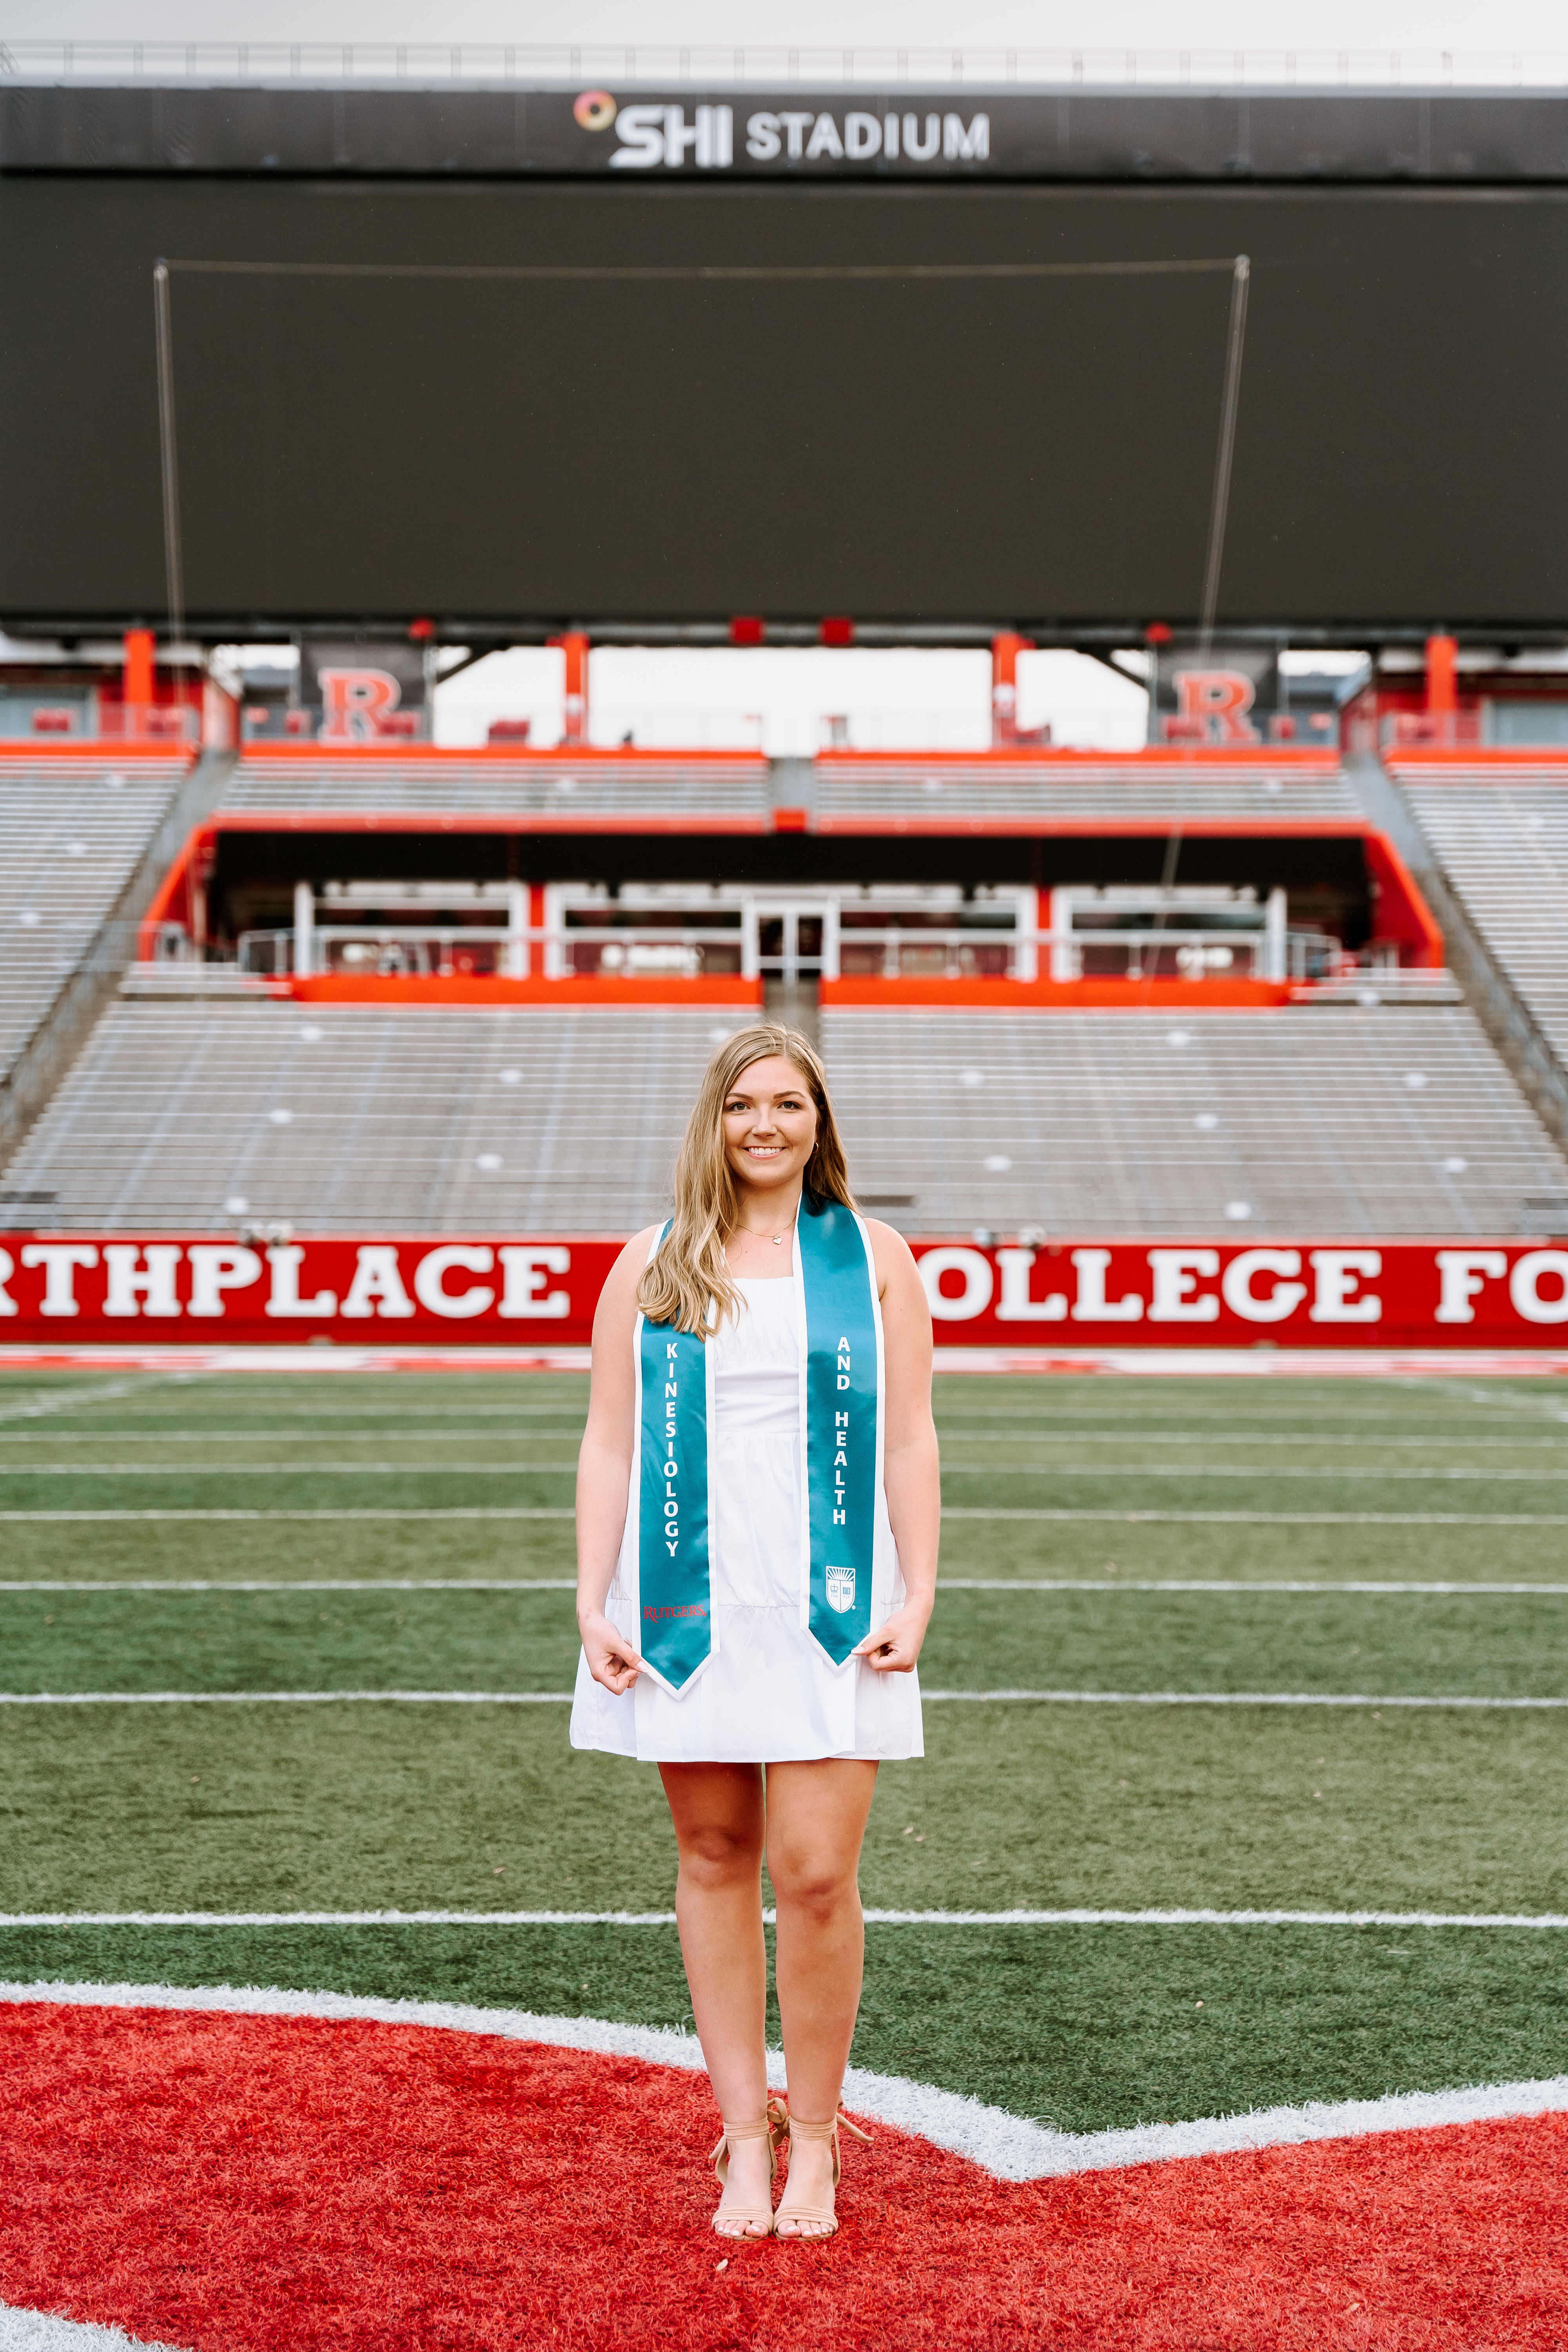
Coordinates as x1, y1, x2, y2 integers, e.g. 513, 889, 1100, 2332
756, 900, 837, 987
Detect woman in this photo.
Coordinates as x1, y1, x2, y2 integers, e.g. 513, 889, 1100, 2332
571, 1025, 938, 2241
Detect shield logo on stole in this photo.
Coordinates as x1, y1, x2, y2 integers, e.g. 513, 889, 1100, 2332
825, 1565, 856, 1615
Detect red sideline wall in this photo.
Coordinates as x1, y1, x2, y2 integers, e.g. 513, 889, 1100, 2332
3, 1235, 1567, 1348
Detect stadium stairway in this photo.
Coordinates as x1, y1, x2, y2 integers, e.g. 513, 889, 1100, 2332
1387, 759, 1568, 1111
5, 990, 1564, 1239
0, 747, 236, 1175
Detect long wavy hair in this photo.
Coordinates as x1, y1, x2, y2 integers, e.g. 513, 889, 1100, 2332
636, 1024, 855, 1336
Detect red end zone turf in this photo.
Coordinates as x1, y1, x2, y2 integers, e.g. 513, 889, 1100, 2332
0, 2003, 1562, 2351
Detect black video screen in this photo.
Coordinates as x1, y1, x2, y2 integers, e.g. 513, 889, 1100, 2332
2, 174, 1565, 629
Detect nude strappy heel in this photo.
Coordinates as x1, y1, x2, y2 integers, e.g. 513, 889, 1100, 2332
710, 2097, 788, 2239
773, 2106, 872, 2241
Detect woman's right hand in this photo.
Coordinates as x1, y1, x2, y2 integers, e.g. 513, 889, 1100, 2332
579, 1607, 644, 1695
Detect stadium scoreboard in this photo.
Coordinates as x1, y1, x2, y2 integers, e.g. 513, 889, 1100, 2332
4, 78, 1568, 635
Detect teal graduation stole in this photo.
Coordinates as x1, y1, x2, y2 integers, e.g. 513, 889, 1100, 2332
633, 1282, 715, 1698
630, 1194, 883, 1694
797, 1194, 882, 1667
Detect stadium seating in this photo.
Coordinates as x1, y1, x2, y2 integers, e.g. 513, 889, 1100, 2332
1391, 767, 1568, 1072
823, 1004, 1568, 1237
814, 755, 1363, 825
7, 987, 1563, 1239
0, 1000, 731, 1234
220, 752, 771, 819
0, 752, 191, 1086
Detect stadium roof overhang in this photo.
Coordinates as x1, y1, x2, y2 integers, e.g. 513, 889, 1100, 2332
7, 77, 1568, 185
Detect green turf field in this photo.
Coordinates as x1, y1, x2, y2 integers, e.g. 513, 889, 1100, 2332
2, 1365, 1566, 2137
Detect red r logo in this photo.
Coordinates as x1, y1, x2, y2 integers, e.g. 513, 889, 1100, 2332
318, 668, 403, 743
1170, 669, 1261, 744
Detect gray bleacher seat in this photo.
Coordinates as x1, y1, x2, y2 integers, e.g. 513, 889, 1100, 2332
1, 1001, 737, 1233
814, 755, 1362, 826
221, 752, 770, 820
823, 1004, 1568, 1237
9, 989, 1563, 1239
1393, 767, 1568, 1073
0, 752, 191, 1085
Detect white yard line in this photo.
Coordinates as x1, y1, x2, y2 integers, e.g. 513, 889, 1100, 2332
7, 1505, 1567, 1526
940, 1579, 1568, 1594
0, 1430, 583, 1444
942, 1508, 1568, 1523
5, 1506, 1567, 1525
2, 1577, 1551, 1595
924, 1690, 1568, 1706
931, 1421, 1568, 1439
0, 1579, 579, 1592
0, 1378, 176, 1427
0, 1464, 579, 1475
2, 1908, 1563, 1928
7, 1428, 1568, 1449
0, 1508, 574, 1521
943, 1466, 1568, 1481
6, 1910, 1561, 1929
0, 1690, 578, 1705
2, 1978, 1564, 2184
0, 1688, 1557, 1707
8, 1462, 1568, 1480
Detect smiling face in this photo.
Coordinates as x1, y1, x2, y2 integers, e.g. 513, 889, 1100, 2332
721, 1055, 820, 1203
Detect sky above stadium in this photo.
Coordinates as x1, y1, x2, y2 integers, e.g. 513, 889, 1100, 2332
9, 0, 1568, 59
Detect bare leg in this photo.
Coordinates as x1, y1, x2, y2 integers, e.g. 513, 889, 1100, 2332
765, 1759, 879, 2237
659, 1762, 772, 2234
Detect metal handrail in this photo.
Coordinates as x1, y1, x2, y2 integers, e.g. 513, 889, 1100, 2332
232, 919, 1420, 985
238, 921, 752, 977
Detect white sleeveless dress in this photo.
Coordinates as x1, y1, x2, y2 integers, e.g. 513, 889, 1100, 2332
569, 1276, 925, 1764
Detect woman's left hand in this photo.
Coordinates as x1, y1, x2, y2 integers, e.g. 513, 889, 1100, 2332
853, 1599, 932, 1674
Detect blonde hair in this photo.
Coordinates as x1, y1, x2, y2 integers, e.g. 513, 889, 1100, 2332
637, 1024, 855, 1336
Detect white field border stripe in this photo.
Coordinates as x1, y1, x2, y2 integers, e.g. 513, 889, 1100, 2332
0, 1689, 1562, 1708
2, 1978, 1564, 2185
3, 1908, 1565, 1928
0, 2303, 181, 2352
2, 1342, 1567, 1376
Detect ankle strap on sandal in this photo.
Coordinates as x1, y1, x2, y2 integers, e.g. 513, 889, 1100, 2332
711, 2096, 790, 2167
785, 2109, 873, 2146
